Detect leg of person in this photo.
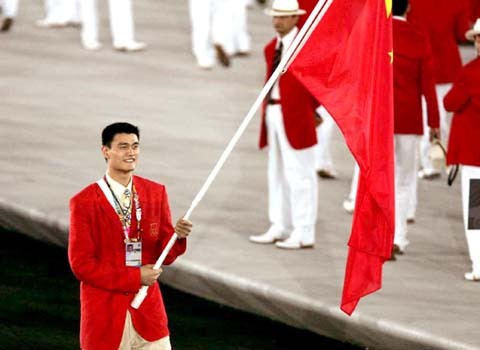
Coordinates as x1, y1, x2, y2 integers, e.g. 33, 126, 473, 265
418, 96, 440, 179
80, 0, 101, 50
231, 0, 251, 56
343, 162, 359, 213
314, 106, 336, 179
393, 135, 418, 256
461, 165, 480, 281
188, 0, 215, 69
272, 110, 317, 249
407, 143, 419, 223
211, 0, 232, 67
119, 311, 171, 350
0, 0, 18, 32
249, 105, 291, 244
109, 0, 145, 51
436, 83, 453, 152
63, 0, 81, 25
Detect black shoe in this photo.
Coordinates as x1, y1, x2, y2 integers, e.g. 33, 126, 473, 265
1, 17, 13, 32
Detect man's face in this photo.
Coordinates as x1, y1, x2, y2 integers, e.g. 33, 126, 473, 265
102, 133, 139, 174
272, 15, 298, 37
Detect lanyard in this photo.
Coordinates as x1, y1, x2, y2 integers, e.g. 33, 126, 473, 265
104, 176, 142, 242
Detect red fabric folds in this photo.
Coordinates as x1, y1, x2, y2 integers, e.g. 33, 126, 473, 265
290, 0, 394, 315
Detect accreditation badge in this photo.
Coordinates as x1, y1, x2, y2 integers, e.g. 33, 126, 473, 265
125, 241, 142, 267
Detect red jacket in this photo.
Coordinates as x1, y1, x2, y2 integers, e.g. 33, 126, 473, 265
408, 0, 471, 84
68, 175, 186, 350
393, 18, 439, 134
259, 37, 318, 150
444, 57, 480, 166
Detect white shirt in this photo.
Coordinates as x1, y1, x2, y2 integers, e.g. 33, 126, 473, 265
105, 173, 133, 209
270, 26, 298, 100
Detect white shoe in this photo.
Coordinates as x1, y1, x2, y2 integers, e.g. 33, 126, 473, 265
249, 226, 288, 244
343, 199, 354, 214
114, 41, 147, 52
464, 272, 480, 281
35, 19, 68, 28
82, 41, 102, 51
418, 169, 441, 180
275, 235, 314, 250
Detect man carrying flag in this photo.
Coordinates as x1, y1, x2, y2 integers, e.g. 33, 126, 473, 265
249, 0, 321, 250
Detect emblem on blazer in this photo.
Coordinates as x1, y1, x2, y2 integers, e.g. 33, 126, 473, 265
150, 223, 159, 236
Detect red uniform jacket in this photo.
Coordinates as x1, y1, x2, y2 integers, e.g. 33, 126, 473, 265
393, 18, 439, 134
444, 57, 480, 166
68, 175, 186, 350
259, 37, 318, 150
408, 0, 471, 83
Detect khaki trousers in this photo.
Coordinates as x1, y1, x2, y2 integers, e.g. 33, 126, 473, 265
118, 311, 171, 350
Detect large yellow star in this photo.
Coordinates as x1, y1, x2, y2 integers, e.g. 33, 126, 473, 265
385, 0, 392, 18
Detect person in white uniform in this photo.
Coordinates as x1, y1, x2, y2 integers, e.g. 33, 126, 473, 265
80, 0, 146, 52
249, 0, 319, 249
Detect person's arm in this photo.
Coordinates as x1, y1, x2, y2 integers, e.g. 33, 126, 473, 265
68, 196, 141, 293
421, 38, 440, 141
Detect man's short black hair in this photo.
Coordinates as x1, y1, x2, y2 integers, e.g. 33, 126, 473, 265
393, 0, 409, 16
102, 122, 140, 147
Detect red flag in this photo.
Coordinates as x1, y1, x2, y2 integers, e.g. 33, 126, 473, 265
290, 0, 394, 315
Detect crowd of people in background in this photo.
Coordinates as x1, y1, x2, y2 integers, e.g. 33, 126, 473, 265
1, 0, 479, 280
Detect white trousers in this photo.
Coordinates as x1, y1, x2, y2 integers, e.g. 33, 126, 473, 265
419, 83, 452, 172
188, 0, 232, 66
348, 147, 417, 220
266, 105, 317, 243
80, 0, 135, 47
230, 0, 250, 54
42, 0, 80, 23
394, 135, 419, 251
314, 106, 335, 172
1, 0, 19, 17
461, 166, 480, 275
347, 162, 360, 203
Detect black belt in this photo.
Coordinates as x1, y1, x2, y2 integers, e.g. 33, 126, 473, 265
268, 99, 281, 105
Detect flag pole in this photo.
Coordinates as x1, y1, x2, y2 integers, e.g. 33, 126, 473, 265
131, 0, 333, 309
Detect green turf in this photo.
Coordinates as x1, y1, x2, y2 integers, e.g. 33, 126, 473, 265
0, 228, 360, 350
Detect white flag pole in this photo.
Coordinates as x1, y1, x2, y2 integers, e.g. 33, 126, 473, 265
131, 0, 333, 309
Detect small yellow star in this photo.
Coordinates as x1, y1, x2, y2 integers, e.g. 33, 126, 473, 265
385, 0, 392, 18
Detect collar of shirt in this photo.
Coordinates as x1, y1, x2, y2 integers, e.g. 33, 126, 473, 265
105, 172, 133, 201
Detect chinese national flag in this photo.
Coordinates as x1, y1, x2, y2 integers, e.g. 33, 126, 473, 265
290, 0, 394, 315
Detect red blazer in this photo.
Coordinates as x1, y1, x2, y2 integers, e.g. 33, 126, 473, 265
408, 0, 471, 84
68, 175, 186, 350
444, 57, 480, 166
259, 37, 318, 150
393, 18, 439, 134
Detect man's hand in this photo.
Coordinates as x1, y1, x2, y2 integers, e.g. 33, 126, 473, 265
429, 128, 440, 142
140, 264, 162, 286
175, 218, 193, 239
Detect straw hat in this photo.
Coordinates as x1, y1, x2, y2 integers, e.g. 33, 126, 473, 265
465, 18, 480, 41
264, 0, 306, 17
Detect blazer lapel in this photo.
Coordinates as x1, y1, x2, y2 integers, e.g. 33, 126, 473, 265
95, 183, 123, 230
